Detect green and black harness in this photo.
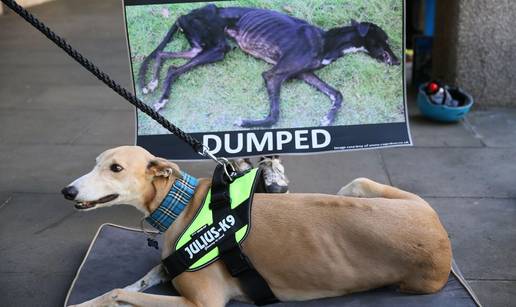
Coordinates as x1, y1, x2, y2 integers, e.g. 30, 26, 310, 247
147, 165, 279, 305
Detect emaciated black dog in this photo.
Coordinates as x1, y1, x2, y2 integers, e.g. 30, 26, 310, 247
138, 4, 400, 127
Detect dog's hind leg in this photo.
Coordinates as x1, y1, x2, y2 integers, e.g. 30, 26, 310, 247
154, 46, 227, 111
144, 48, 203, 94
138, 23, 179, 94
123, 264, 170, 292
297, 72, 343, 126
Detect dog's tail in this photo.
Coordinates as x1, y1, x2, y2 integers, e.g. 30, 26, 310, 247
137, 22, 179, 90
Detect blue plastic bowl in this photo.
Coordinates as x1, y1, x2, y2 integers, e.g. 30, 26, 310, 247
417, 83, 474, 122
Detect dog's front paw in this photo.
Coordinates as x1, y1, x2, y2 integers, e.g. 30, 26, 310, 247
153, 99, 168, 112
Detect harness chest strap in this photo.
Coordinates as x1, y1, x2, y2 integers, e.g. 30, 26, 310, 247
162, 166, 279, 305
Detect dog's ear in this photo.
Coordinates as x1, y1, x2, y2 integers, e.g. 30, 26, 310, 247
352, 20, 370, 37
147, 158, 181, 179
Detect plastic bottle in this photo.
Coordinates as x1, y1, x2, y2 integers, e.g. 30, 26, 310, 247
426, 82, 446, 105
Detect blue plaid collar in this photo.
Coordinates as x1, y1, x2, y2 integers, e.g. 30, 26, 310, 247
145, 172, 199, 233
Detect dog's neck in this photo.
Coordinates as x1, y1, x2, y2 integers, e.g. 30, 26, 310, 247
144, 172, 199, 232
321, 26, 366, 64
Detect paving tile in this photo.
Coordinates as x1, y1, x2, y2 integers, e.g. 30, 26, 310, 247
0, 193, 142, 307
467, 109, 516, 148
0, 144, 113, 194
0, 85, 135, 111
409, 114, 483, 147
0, 84, 47, 109
405, 86, 486, 148
0, 48, 76, 67
70, 110, 135, 145
468, 281, 516, 307
280, 150, 390, 194
381, 147, 516, 198
0, 193, 141, 270
429, 197, 516, 280
0, 64, 103, 87
0, 108, 107, 145
0, 193, 13, 210
0, 272, 71, 307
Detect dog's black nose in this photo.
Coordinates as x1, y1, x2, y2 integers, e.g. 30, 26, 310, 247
61, 186, 78, 200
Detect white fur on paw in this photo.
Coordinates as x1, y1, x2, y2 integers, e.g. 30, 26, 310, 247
234, 118, 244, 126
321, 116, 332, 126
154, 99, 167, 112
147, 79, 159, 92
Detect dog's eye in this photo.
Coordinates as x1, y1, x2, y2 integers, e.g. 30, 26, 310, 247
110, 163, 124, 173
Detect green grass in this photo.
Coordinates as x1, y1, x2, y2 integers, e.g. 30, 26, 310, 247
125, 0, 404, 135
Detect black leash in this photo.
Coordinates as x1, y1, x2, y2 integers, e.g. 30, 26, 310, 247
1, 0, 219, 162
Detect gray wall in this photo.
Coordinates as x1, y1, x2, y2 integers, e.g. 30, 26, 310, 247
433, 0, 516, 107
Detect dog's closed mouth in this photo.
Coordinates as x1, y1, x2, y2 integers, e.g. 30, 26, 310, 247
75, 194, 119, 210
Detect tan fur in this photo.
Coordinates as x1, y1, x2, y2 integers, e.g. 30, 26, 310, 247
67, 146, 452, 307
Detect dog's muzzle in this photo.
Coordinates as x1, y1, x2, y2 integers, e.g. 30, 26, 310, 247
383, 51, 400, 66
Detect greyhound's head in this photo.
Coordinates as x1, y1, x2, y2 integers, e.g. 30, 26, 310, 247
61, 146, 182, 214
351, 20, 400, 66
323, 20, 400, 66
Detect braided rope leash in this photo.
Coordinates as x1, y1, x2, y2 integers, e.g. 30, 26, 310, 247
1, 0, 220, 162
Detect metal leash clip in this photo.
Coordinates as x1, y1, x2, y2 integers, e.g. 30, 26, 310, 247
217, 157, 237, 182
198, 145, 222, 165
198, 145, 237, 181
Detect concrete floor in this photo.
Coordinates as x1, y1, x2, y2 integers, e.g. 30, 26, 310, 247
1, 1, 515, 306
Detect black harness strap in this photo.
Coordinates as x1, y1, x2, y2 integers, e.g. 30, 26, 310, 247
210, 165, 279, 306
162, 165, 279, 305
161, 204, 247, 278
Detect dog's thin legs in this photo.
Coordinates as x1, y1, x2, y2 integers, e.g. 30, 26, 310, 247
69, 288, 200, 307
297, 72, 343, 126
123, 264, 171, 292
143, 48, 203, 94
154, 47, 227, 111
338, 178, 423, 201
237, 69, 289, 127
138, 23, 179, 92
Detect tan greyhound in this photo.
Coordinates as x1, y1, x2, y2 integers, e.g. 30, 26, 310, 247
62, 146, 452, 307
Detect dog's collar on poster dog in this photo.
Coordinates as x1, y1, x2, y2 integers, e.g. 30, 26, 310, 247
145, 172, 199, 233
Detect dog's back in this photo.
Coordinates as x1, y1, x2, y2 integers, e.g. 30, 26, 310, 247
225, 8, 323, 65
241, 193, 452, 300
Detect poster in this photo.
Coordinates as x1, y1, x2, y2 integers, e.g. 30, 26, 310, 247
123, 0, 410, 160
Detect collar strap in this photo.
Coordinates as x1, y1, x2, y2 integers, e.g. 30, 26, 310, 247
145, 172, 198, 232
